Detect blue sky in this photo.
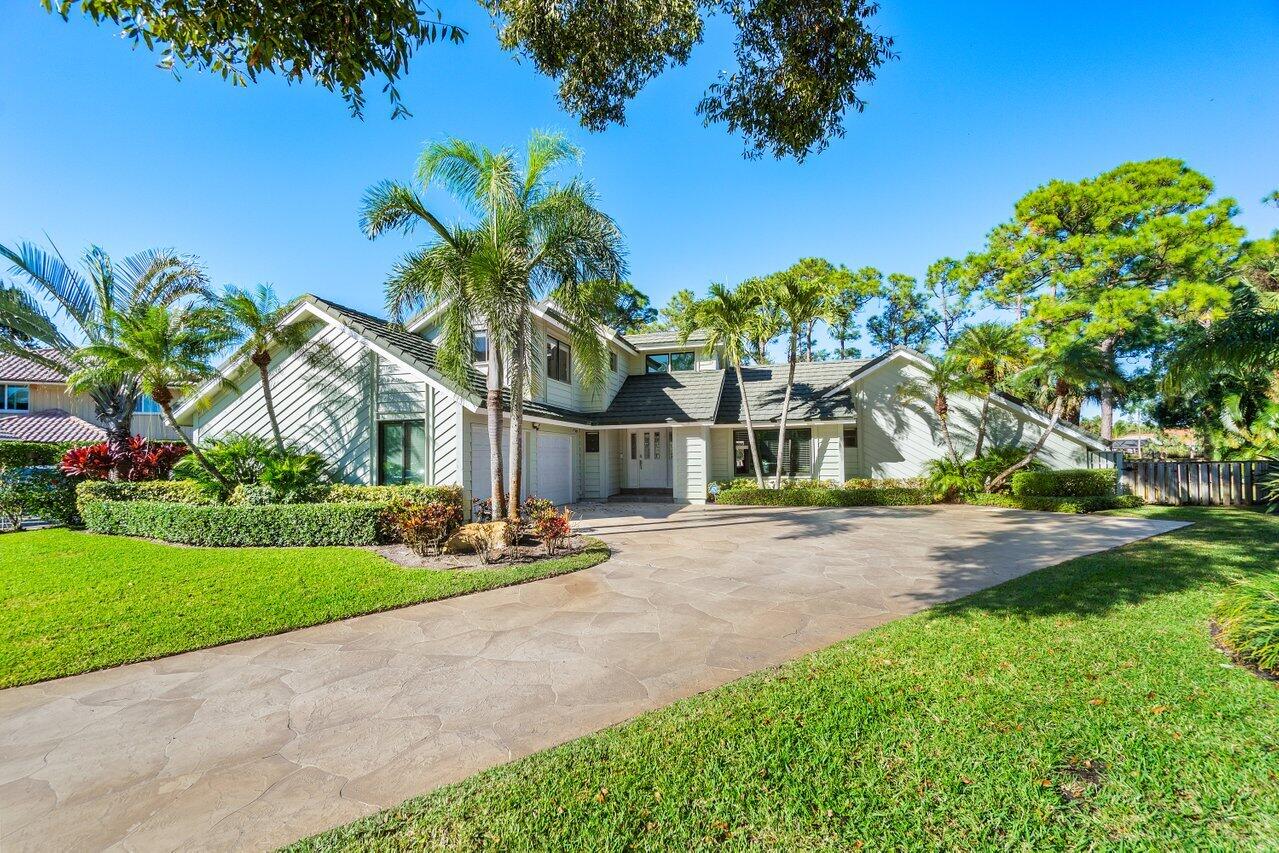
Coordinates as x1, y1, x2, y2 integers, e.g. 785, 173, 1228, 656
3, 2, 1277, 363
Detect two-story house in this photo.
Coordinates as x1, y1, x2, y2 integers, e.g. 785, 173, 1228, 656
0, 350, 177, 444
175, 294, 1107, 507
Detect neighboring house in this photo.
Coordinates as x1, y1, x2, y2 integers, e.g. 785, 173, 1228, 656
0, 350, 178, 443
175, 295, 1109, 507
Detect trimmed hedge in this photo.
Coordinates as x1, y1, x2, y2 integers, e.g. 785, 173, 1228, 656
0, 466, 78, 528
716, 486, 934, 507
76, 479, 217, 511
81, 500, 392, 546
1011, 468, 1117, 498
0, 440, 77, 469
965, 493, 1143, 514
325, 484, 464, 507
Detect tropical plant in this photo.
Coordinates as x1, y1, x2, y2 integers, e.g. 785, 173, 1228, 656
1214, 575, 1279, 675
767, 265, 828, 488
0, 241, 208, 475
363, 131, 626, 525
923, 457, 982, 502
68, 303, 233, 488
689, 282, 766, 486
948, 322, 1031, 457
534, 506, 572, 555
258, 452, 332, 503
59, 437, 186, 481
213, 284, 306, 451
395, 501, 463, 557
740, 276, 784, 364
896, 356, 978, 464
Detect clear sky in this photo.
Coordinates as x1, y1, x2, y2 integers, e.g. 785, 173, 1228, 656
3, 2, 1277, 362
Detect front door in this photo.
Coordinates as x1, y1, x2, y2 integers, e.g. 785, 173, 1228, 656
628, 429, 669, 488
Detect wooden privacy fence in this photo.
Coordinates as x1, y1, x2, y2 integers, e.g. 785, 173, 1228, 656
1121, 460, 1274, 506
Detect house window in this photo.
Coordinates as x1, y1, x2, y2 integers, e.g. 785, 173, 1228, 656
645, 351, 695, 373
733, 428, 812, 478
546, 337, 571, 383
471, 329, 488, 364
609, 351, 618, 372
585, 431, 600, 453
843, 426, 858, 448
378, 420, 425, 485
630, 432, 637, 460
135, 394, 162, 414
1, 384, 29, 412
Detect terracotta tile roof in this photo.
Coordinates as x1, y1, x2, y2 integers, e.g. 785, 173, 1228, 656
0, 408, 105, 443
0, 349, 68, 384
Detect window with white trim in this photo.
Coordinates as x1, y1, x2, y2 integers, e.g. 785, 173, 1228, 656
471, 329, 488, 364
546, 336, 572, 383
134, 394, 162, 414
1, 384, 30, 412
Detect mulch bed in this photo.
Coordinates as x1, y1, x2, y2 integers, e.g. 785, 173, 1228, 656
371, 534, 593, 570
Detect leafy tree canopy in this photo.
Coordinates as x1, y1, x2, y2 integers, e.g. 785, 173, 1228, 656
598, 281, 658, 332
867, 272, 936, 352
51, 0, 895, 160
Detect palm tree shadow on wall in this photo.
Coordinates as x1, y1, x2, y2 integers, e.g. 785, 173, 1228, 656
296, 343, 374, 484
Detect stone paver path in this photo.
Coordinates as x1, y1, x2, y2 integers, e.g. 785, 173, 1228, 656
0, 503, 1183, 851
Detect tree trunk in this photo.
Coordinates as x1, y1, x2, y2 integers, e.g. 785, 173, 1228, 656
486, 335, 507, 519
936, 396, 959, 463
773, 332, 799, 489
1098, 337, 1116, 440
736, 362, 765, 487
253, 351, 285, 452
987, 394, 1067, 492
507, 321, 526, 522
94, 385, 135, 481
973, 396, 990, 459
159, 401, 230, 489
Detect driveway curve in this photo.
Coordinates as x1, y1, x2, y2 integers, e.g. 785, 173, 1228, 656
0, 503, 1183, 851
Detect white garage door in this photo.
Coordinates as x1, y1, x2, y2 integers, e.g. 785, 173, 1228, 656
536, 433, 573, 506
470, 424, 511, 502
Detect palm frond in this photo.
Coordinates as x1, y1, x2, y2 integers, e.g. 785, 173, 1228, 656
0, 240, 94, 332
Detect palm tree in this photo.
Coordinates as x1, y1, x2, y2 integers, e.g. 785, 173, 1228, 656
896, 356, 977, 464
213, 284, 307, 452
689, 283, 765, 486
769, 270, 827, 488
740, 276, 782, 364
0, 242, 208, 471
987, 341, 1117, 492
369, 131, 626, 524
948, 322, 1030, 457
68, 303, 233, 488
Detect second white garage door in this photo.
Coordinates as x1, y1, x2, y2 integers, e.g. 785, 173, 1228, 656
535, 433, 573, 506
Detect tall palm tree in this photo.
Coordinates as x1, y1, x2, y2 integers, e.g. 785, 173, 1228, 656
740, 276, 782, 364
213, 284, 307, 452
769, 270, 827, 488
689, 283, 766, 486
369, 131, 625, 523
896, 356, 978, 464
68, 303, 233, 488
948, 322, 1030, 457
0, 242, 208, 470
987, 341, 1117, 492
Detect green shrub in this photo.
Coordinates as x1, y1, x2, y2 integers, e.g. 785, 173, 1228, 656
0, 467, 78, 528
1214, 575, 1279, 676
842, 477, 926, 490
76, 479, 217, 512
0, 441, 77, 469
964, 493, 1142, 513
326, 483, 464, 507
1010, 468, 1117, 497
716, 486, 934, 507
80, 499, 392, 546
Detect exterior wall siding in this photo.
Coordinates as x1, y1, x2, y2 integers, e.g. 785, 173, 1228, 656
193, 322, 374, 484
376, 359, 426, 419
429, 386, 463, 486
812, 423, 843, 483
24, 383, 178, 441
672, 426, 709, 503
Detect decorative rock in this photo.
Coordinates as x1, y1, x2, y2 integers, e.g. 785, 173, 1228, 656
443, 521, 511, 556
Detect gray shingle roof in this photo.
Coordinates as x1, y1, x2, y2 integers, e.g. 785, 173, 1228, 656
0, 409, 105, 443
0, 349, 68, 384
621, 330, 709, 348
716, 360, 866, 424
592, 371, 726, 425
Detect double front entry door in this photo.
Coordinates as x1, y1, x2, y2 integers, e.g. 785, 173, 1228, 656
628, 428, 670, 488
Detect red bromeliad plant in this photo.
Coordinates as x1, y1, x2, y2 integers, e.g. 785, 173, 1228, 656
533, 508, 572, 556
59, 437, 187, 481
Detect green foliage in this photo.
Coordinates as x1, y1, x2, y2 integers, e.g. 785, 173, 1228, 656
0, 467, 78, 529
393, 501, 464, 557
841, 477, 926, 490
1263, 470, 1279, 513
964, 493, 1143, 513
868, 272, 937, 351
259, 452, 331, 502
599, 282, 657, 332
924, 456, 985, 501
326, 484, 464, 507
174, 435, 332, 502
1011, 469, 1117, 498
1214, 575, 1279, 675
823, 266, 882, 358
81, 500, 393, 547
76, 478, 218, 510
173, 433, 274, 490
0, 441, 77, 469
716, 486, 933, 507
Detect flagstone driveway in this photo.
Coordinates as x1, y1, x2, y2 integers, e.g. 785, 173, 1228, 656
0, 503, 1183, 852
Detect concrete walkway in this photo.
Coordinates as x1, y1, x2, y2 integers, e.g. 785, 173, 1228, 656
0, 504, 1183, 851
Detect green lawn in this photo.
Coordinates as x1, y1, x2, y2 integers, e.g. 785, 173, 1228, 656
293, 507, 1279, 851
0, 529, 608, 688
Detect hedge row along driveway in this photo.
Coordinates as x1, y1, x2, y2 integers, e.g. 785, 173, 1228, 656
0, 528, 609, 687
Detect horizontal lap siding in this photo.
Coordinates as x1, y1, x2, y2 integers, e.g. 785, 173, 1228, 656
812, 423, 843, 483
710, 428, 735, 483
673, 426, 708, 503
27, 385, 179, 441
377, 360, 425, 419
195, 323, 373, 484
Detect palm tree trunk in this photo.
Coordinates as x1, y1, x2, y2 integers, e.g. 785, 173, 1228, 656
736, 363, 765, 487
973, 396, 990, 459
987, 394, 1066, 492
937, 402, 960, 464
93, 386, 135, 481
486, 337, 507, 520
507, 322, 526, 522
159, 403, 230, 489
773, 333, 799, 489
254, 352, 286, 452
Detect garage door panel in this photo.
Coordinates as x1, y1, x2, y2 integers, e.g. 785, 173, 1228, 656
470, 424, 512, 502
536, 434, 572, 506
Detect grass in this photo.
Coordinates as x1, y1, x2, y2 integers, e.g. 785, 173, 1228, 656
292, 507, 1279, 850
0, 529, 608, 688
1215, 573, 1279, 676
